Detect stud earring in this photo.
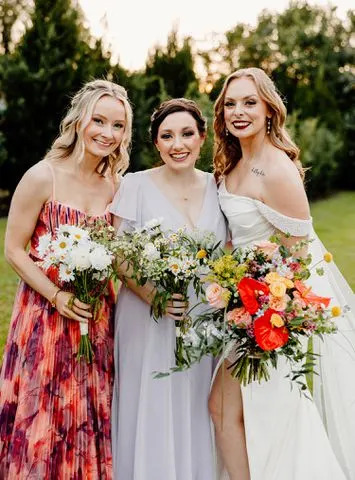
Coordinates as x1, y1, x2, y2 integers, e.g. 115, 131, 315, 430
266, 118, 272, 135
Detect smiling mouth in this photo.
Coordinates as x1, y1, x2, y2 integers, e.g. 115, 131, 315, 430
232, 121, 251, 130
94, 139, 112, 147
170, 152, 190, 161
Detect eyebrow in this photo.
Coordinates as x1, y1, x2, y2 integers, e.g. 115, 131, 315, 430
93, 113, 126, 123
225, 95, 258, 101
160, 126, 195, 132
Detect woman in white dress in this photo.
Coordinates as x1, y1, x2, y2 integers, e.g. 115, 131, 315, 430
110, 98, 227, 480
208, 67, 355, 480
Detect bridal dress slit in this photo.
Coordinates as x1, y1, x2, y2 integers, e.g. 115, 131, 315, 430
215, 179, 355, 480
109, 170, 227, 480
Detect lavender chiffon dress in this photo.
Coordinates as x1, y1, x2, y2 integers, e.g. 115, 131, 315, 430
109, 170, 227, 480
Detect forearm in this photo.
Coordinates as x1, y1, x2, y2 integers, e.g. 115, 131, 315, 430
6, 248, 59, 302
116, 257, 156, 306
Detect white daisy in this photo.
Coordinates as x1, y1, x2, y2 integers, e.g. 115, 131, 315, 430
37, 233, 51, 258
59, 263, 75, 282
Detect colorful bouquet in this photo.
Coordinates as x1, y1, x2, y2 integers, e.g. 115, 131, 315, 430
116, 219, 219, 362
171, 236, 341, 390
37, 220, 119, 362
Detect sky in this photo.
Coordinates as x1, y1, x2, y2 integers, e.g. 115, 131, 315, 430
78, 0, 353, 71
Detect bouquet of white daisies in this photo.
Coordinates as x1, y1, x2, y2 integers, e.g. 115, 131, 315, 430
37, 220, 119, 362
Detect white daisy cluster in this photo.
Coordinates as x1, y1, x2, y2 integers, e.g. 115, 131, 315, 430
117, 219, 218, 290
37, 224, 114, 283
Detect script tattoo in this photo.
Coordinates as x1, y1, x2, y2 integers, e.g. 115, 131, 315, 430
251, 167, 266, 177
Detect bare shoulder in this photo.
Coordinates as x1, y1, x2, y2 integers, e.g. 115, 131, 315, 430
262, 149, 310, 219
264, 149, 302, 185
14, 160, 52, 202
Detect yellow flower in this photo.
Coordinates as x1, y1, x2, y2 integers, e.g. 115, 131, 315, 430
331, 305, 342, 317
270, 313, 285, 328
324, 252, 333, 263
282, 278, 294, 289
196, 249, 207, 259
270, 281, 287, 298
265, 272, 281, 284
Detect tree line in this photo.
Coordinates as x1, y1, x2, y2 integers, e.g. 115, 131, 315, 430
0, 0, 354, 212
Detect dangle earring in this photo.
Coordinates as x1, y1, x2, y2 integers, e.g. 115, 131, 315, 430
225, 128, 229, 137
266, 117, 272, 135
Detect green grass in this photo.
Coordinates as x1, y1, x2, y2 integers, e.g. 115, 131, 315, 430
0, 191, 354, 359
311, 191, 355, 289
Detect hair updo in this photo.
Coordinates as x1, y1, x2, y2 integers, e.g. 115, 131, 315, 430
150, 98, 207, 143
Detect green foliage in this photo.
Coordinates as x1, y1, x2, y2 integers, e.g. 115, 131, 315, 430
124, 73, 168, 171
146, 28, 197, 99
287, 113, 343, 198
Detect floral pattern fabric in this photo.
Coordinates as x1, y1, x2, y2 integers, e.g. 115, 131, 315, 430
0, 200, 114, 479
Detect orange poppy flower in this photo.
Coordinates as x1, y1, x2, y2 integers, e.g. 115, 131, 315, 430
293, 280, 330, 308
238, 277, 269, 314
254, 308, 289, 351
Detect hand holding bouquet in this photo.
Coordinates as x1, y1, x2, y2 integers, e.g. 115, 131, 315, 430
116, 219, 219, 362
37, 220, 119, 363
175, 236, 342, 390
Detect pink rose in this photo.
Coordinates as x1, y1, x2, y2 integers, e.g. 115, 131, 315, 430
206, 283, 229, 309
255, 240, 279, 259
269, 294, 290, 312
227, 307, 252, 326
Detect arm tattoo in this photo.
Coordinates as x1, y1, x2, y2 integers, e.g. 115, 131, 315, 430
251, 167, 265, 177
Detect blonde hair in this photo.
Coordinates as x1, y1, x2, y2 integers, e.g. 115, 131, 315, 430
44, 79, 133, 177
213, 67, 303, 182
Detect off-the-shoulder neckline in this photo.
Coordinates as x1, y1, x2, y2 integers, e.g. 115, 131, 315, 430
219, 178, 312, 223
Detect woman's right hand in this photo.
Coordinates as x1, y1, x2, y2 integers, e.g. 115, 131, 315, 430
55, 291, 92, 323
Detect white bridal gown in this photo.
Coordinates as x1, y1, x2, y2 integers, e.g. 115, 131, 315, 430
110, 170, 228, 480
216, 179, 355, 480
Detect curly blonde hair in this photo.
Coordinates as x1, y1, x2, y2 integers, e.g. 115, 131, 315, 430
44, 79, 133, 177
213, 68, 303, 182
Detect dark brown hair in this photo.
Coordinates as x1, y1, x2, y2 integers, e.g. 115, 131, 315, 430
150, 98, 207, 143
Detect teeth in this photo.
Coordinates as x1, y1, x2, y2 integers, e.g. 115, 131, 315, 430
95, 139, 111, 146
233, 122, 250, 127
171, 153, 188, 159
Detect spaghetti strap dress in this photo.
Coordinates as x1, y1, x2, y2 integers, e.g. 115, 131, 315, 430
0, 163, 115, 479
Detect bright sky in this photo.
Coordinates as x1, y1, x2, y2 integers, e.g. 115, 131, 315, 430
78, 0, 353, 71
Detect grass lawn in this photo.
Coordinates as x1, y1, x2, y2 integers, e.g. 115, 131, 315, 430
0, 191, 354, 359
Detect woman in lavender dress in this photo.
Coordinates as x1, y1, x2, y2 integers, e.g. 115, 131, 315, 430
110, 98, 227, 480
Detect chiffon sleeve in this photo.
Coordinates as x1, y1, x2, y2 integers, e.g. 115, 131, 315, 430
109, 173, 142, 232
256, 201, 312, 237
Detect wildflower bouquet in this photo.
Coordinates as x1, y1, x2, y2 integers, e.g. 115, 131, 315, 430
116, 219, 219, 362
37, 220, 119, 362
174, 236, 341, 390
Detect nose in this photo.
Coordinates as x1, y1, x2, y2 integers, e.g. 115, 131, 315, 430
233, 102, 244, 117
172, 135, 184, 150
102, 123, 114, 138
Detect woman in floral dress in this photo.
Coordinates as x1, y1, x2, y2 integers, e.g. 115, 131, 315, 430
0, 79, 132, 479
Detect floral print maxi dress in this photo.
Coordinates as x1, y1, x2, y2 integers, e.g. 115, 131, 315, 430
0, 199, 114, 480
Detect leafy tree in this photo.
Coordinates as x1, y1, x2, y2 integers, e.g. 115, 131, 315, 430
146, 27, 197, 98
